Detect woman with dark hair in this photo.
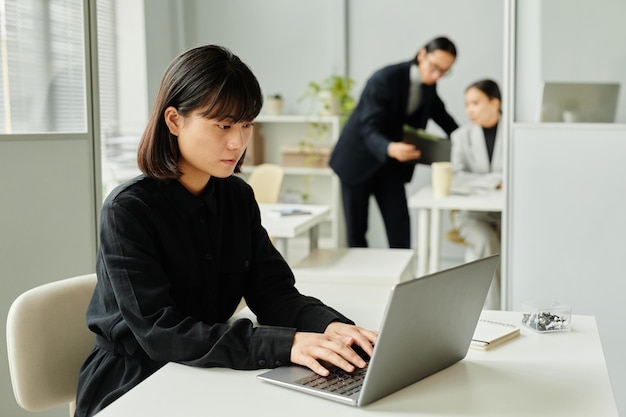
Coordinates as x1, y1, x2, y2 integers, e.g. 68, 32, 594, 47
329, 36, 459, 249
450, 78, 503, 310
75, 45, 377, 417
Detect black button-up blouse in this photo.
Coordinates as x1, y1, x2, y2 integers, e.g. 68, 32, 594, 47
75, 175, 352, 417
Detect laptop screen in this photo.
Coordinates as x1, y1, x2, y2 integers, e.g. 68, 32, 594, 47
537, 82, 620, 123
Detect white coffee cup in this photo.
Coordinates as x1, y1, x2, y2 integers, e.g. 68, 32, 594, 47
431, 162, 453, 198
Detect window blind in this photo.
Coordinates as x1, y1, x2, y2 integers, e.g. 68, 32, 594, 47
0, 0, 86, 134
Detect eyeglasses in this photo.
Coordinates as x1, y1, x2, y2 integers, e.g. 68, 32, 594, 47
425, 55, 452, 78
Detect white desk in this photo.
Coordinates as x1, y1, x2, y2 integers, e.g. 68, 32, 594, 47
95, 305, 618, 417
408, 186, 504, 276
292, 248, 415, 283
291, 248, 415, 305
259, 204, 330, 259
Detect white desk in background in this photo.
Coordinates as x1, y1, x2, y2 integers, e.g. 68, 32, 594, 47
408, 185, 504, 276
258, 203, 330, 260
292, 248, 415, 283
291, 248, 415, 304
95, 299, 618, 417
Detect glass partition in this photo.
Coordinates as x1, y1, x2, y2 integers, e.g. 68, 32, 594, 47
0, 0, 87, 133
515, 0, 626, 123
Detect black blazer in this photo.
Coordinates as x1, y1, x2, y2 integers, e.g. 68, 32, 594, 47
329, 60, 458, 186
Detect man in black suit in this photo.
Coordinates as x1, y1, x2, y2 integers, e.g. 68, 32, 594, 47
329, 36, 459, 248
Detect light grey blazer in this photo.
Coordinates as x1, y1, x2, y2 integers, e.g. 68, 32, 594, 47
450, 123, 503, 174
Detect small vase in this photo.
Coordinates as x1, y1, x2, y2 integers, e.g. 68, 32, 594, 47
318, 90, 340, 116
265, 97, 283, 116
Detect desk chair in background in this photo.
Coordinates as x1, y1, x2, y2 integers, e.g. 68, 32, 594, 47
246, 163, 284, 203
445, 210, 477, 262
6, 273, 97, 417
241, 163, 284, 311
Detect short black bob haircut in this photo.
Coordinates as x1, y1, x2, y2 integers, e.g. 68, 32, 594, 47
137, 44, 263, 179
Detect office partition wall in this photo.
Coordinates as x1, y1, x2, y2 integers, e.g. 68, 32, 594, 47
508, 1, 626, 413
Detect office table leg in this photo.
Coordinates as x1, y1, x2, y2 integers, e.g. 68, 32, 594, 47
308, 226, 320, 252
428, 208, 442, 274
417, 208, 430, 277
274, 237, 288, 260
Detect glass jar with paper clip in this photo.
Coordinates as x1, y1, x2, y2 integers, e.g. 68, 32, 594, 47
521, 300, 571, 333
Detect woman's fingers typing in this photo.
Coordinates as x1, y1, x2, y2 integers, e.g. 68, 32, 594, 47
290, 331, 373, 376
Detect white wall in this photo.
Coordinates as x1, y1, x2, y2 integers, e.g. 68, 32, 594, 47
509, 125, 625, 414
145, 0, 348, 116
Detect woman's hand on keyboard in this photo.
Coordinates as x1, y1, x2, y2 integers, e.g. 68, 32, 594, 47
290, 324, 377, 376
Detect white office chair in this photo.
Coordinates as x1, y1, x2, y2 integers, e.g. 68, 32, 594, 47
6, 273, 97, 417
247, 163, 284, 203
244, 163, 284, 307
445, 210, 478, 262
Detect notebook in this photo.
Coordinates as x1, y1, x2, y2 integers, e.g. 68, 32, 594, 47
402, 128, 451, 165
257, 254, 500, 407
470, 318, 520, 351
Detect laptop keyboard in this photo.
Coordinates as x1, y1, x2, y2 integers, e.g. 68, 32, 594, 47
296, 366, 367, 396
295, 344, 372, 396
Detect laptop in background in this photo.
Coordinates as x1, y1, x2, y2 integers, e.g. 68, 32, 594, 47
537, 82, 620, 123
257, 254, 500, 407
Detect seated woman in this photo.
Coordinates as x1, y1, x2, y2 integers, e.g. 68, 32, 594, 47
75, 44, 377, 417
450, 79, 503, 310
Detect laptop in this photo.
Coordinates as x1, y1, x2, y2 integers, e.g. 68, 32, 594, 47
257, 254, 500, 407
402, 128, 451, 165
537, 82, 620, 123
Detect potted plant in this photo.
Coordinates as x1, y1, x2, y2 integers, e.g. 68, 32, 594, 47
301, 75, 355, 121
288, 75, 355, 202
